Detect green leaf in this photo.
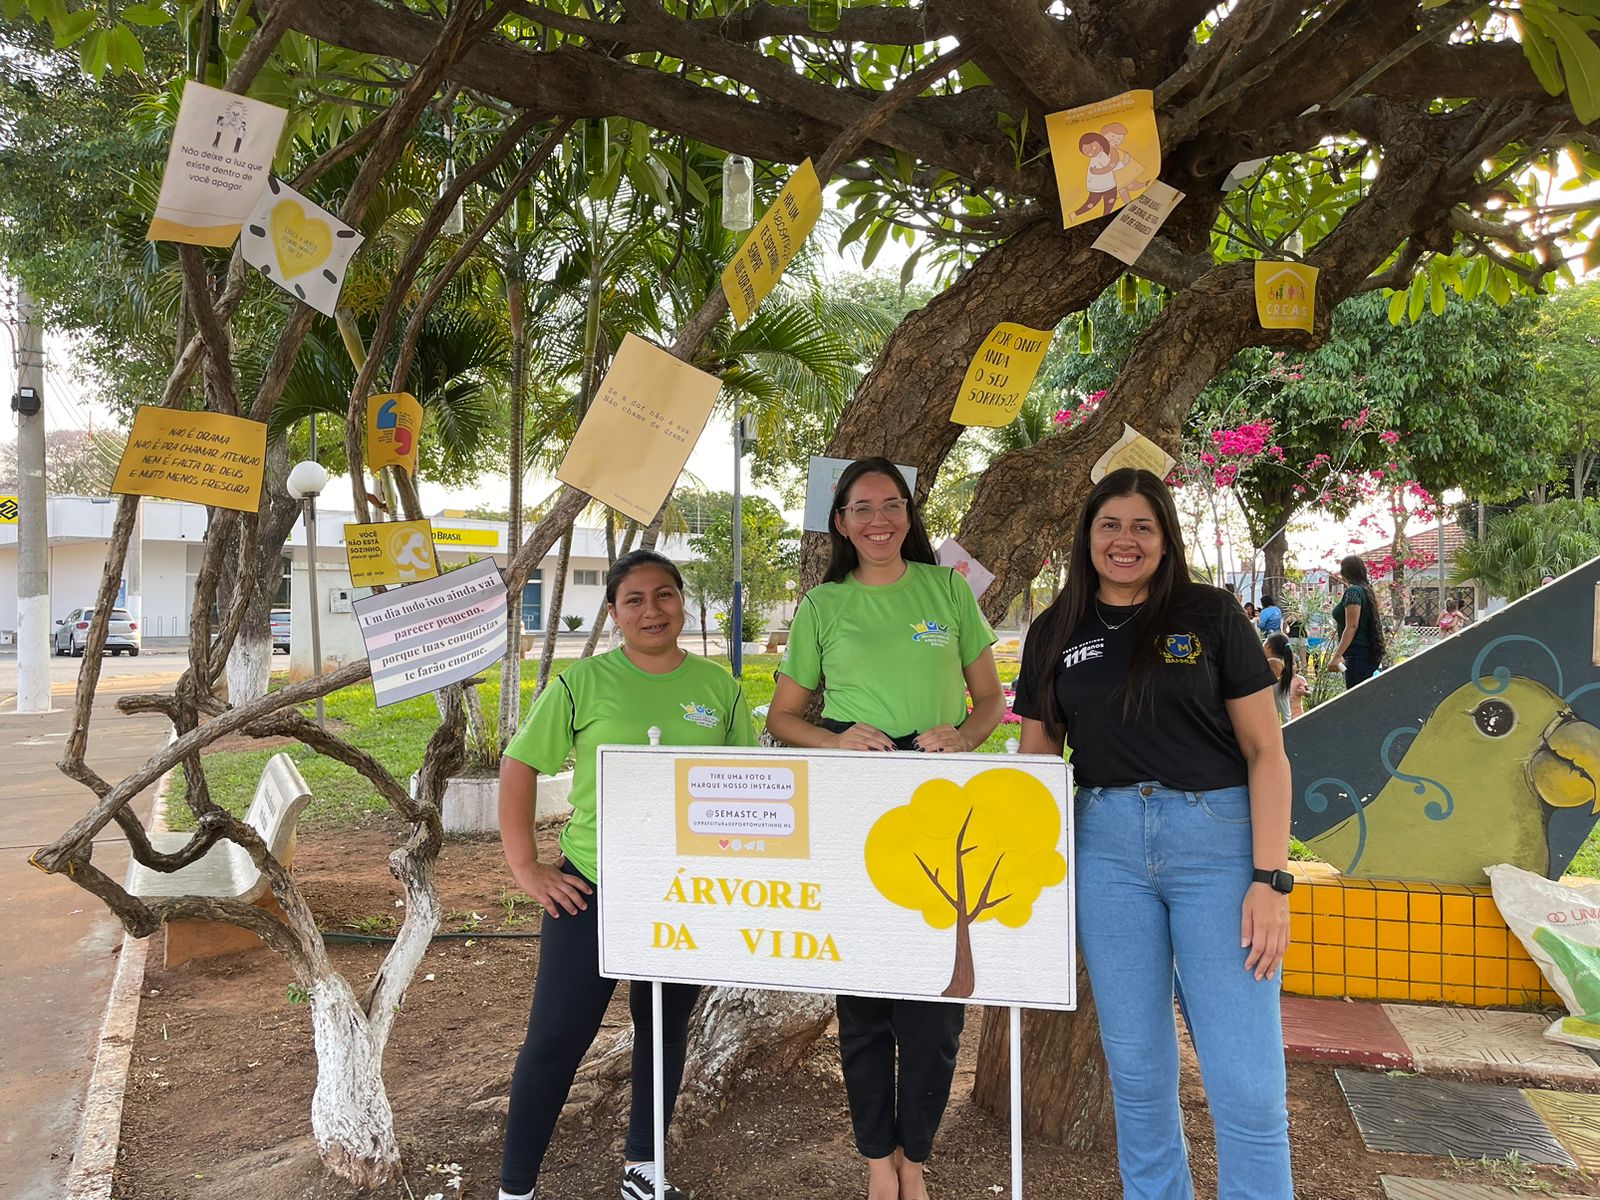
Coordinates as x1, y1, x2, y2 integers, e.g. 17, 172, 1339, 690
113, 24, 147, 72
120, 2, 169, 25
1429, 274, 1446, 316
1, 0, 24, 21
1387, 288, 1408, 325
1516, 16, 1567, 97
80, 26, 108, 78
1533, 7, 1600, 122
861, 219, 889, 269
51, 8, 96, 47
1487, 264, 1512, 305
899, 246, 924, 295
1407, 274, 1427, 322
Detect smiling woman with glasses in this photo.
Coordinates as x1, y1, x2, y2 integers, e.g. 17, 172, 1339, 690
766, 456, 1005, 1200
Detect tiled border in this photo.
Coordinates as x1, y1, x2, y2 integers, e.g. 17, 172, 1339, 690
1283, 862, 1560, 1005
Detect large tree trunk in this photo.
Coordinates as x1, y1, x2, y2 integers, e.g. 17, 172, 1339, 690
1252, 479, 1298, 600
308, 976, 402, 1187
582, 517, 637, 658
971, 964, 1112, 1150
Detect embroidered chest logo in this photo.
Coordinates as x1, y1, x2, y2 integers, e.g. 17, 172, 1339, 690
681, 702, 720, 729
910, 619, 953, 647
1060, 638, 1105, 670
1161, 632, 1203, 665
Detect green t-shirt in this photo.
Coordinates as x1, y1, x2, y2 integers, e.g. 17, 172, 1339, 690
504, 649, 756, 881
778, 560, 996, 738
1332, 584, 1374, 652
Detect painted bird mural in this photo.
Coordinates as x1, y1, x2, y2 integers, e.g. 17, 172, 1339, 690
1308, 677, 1600, 885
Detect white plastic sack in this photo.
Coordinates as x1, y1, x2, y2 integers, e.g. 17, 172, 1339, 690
1486, 863, 1600, 1052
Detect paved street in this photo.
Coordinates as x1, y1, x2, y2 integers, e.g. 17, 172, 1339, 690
0, 661, 175, 1199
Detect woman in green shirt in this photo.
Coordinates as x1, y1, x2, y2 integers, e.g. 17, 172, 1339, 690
766, 457, 1006, 1200
497, 550, 756, 1200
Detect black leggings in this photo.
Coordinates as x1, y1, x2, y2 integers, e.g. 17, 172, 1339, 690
837, 994, 964, 1161
500, 862, 700, 1193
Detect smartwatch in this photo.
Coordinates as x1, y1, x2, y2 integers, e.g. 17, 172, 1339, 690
1252, 868, 1295, 895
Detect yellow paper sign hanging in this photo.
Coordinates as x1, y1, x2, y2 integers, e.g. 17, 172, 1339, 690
431, 526, 499, 548
1254, 261, 1319, 332
344, 519, 440, 587
949, 323, 1055, 428
1090, 423, 1177, 484
720, 159, 824, 327
112, 406, 267, 512
366, 392, 423, 476
0, 495, 16, 524
1046, 90, 1160, 229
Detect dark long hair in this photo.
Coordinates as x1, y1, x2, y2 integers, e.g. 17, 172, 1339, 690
1265, 632, 1295, 696
1025, 468, 1192, 738
823, 458, 937, 584
1337, 553, 1386, 658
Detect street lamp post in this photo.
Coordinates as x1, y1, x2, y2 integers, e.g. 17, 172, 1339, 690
729, 410, 756, 678
287, 460, 329, 727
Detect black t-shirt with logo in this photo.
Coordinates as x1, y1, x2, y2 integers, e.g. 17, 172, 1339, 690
1013, 584, 1276, 790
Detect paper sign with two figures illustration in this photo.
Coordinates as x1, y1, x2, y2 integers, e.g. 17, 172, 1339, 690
597, 747, 1076, 1008
1045, 89, 1161, 229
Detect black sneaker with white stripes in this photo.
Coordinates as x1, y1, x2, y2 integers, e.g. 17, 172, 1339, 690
620, 1164, 691, 1200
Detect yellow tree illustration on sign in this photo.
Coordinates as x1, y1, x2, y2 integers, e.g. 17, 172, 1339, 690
864, 768, 1067, 998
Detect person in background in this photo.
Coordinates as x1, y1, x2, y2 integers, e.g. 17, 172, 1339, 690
1327, 555, 1386, 688
1437, 597, 1467, 635
766, 456, 1005, 1200
1264, 633, 1310, 722
1015, 467, 1294, 1200
1257, 592, 1283, 636
1244, 601, 1259, 625
497, 550, 757, 1200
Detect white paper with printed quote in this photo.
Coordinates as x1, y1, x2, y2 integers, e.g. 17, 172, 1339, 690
597, 746, 1076, 1008
241, 177, 364, 316
148, 81, 288, 247
352, 558, 507, 708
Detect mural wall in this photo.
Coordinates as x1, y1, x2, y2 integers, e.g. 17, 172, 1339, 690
1286, 557, 1600, 886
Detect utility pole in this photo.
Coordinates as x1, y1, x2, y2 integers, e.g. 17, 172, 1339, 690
12, 284, 51, 713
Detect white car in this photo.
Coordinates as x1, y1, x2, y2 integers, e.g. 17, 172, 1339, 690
53, 607, 140, 656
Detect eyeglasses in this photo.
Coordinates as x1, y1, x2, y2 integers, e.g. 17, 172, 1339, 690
838, 498, 910, 522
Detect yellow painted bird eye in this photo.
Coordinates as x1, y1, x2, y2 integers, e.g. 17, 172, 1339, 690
1472, 699, 1516, 737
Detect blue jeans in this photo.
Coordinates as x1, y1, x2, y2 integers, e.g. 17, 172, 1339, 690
1076, 783, 1293, 1200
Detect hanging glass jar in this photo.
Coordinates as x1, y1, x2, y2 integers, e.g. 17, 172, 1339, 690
440, 156, 465, 236
1118, 274, 1138, 314
1078, 312, 1094, 354
808, 0, 842, 33
721, 154, 755, 231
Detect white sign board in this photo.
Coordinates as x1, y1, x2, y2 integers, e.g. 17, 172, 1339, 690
597, 746, 1076, 1009
147, 81, 288, 247
241, 176, 364, 316
803, 456, 919, 534
352, 558, 506, 707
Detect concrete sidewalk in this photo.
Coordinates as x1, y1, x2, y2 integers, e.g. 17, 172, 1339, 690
0, 672, 173, 1200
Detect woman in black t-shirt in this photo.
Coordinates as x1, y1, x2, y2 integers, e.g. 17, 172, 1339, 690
1015, 468, 1294, 1200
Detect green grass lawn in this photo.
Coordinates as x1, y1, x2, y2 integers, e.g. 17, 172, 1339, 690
167, 650, 1600, 878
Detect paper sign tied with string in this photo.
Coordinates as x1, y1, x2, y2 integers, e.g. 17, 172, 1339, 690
344, 519, 440, 588
1045, 90, 1161, 229
556, 334, 722, 524
367, 393, 424, 477
949, 323, 1055, 428
242, 177, 364, 316
936, 539, 996, 601
1255, 261, 1319, 332
112, 406, 268, 511
1090, 423, 1177, 484
1092, 181, 1184, 266
148, 81, 288, 247
720, 159, 824, 326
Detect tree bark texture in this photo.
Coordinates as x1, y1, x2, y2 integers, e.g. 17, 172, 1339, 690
971, 964, 1111, 1151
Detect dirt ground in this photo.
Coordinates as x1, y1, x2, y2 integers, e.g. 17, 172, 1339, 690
112, 820, 1600, 1200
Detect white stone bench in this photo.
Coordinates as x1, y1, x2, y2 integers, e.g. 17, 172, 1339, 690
125, 753, 312, 966
409, 769, 574, 834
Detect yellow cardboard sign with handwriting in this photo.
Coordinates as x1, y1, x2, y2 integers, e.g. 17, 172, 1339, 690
720, 160, 824, 326
112, 406, 267, 512
949, 323, 1055, 427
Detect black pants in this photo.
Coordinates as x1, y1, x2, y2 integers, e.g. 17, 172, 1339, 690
1344, 649, 1378, 688
837, 994, 964, 1161
500, 862, 700, 1193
